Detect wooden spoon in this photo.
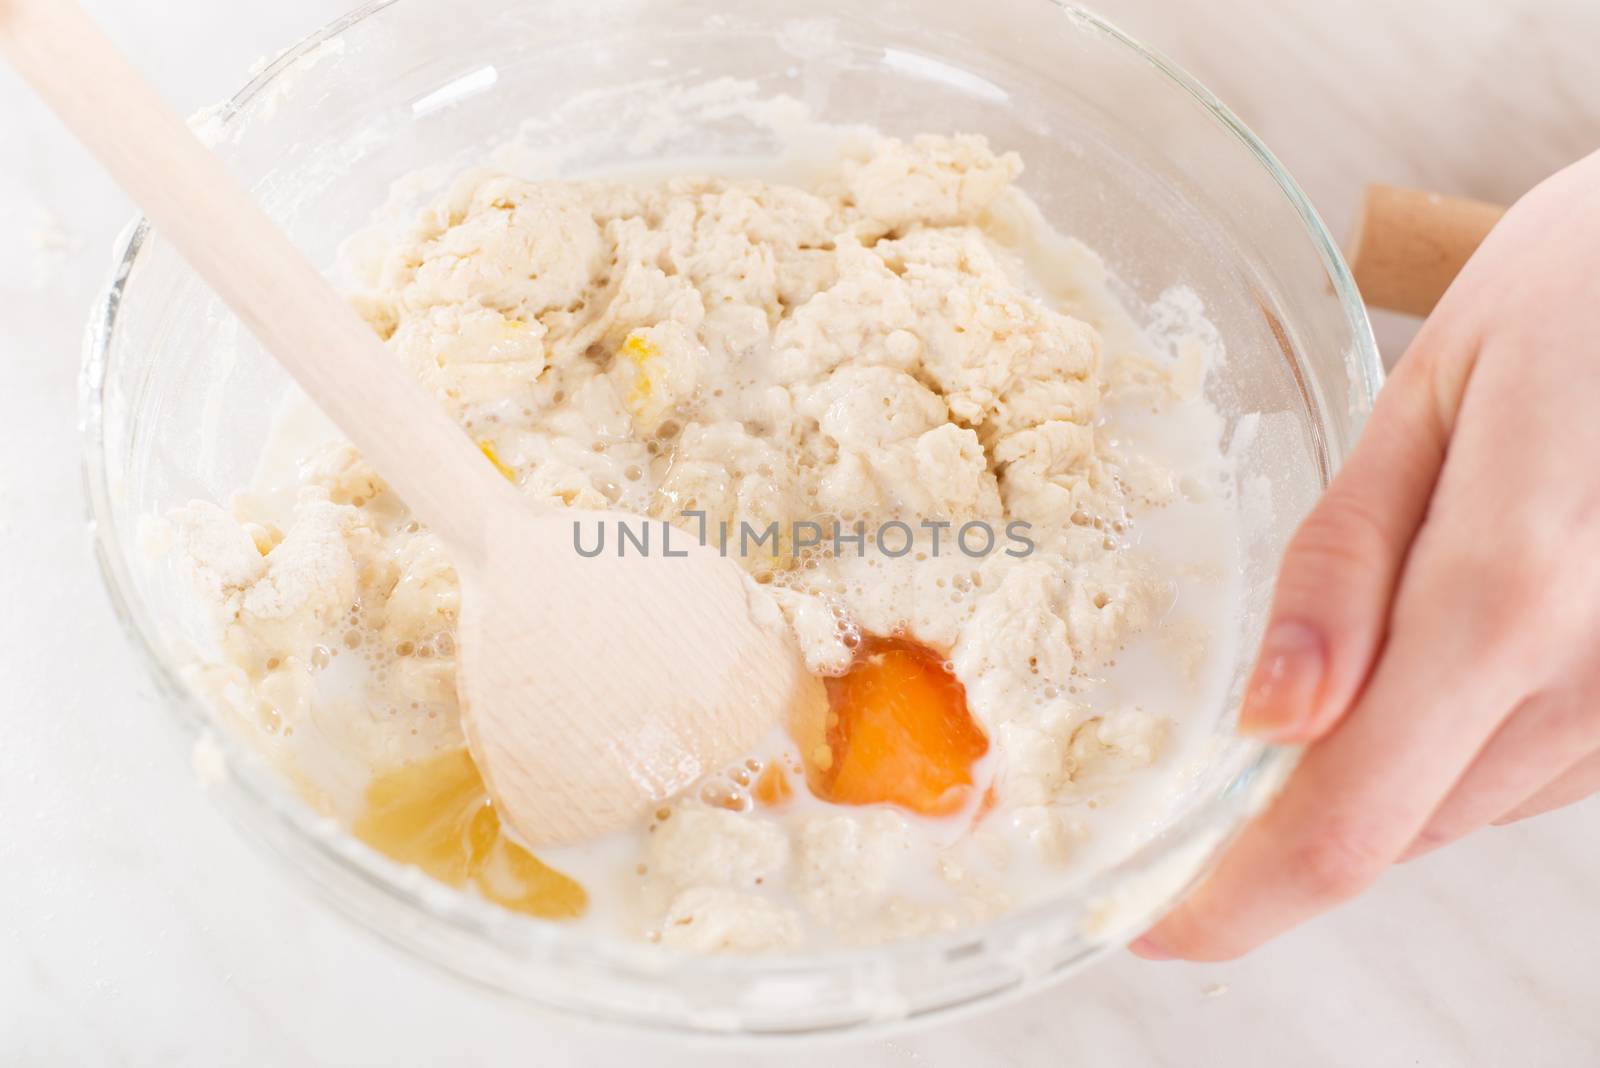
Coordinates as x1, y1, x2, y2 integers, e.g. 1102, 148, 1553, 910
1, 0, 823, 846
1348, 183, 1507, 317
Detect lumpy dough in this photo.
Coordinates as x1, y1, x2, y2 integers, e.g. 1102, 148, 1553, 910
172, 133, 1229, 950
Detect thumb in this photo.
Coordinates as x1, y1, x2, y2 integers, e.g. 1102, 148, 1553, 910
1237, 337, 1464, 743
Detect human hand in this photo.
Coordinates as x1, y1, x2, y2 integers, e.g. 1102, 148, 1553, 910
1133, 149, 1600, 961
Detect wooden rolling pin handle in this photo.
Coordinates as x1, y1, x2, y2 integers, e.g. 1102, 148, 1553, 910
1348, 184, 1508, 318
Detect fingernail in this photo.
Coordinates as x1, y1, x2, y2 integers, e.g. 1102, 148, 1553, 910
1236, 622, 1325, 741
1129, 936, 1175, 961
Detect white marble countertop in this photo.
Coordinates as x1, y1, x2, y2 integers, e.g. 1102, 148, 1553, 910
3, 1, 1597, 1064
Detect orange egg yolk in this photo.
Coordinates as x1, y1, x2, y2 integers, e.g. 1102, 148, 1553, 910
752, 763, 794, 807
808, 637, 989, 817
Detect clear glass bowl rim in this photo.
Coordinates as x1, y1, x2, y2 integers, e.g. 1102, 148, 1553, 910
79, 0, 1384, 1030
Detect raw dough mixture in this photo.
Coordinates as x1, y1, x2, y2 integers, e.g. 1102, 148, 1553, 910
169, 133, 1240, 951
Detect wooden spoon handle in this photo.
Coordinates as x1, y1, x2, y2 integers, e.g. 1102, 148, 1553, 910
0, 0, 502, 556
1348, 183, 1508, 318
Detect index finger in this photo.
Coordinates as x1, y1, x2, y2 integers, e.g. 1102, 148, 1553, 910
1133, 554, 1524, 960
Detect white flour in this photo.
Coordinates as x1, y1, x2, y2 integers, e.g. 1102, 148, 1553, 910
167, 130, 1244, 951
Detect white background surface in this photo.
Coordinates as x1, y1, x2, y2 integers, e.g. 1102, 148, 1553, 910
4, 1, 1599, 1064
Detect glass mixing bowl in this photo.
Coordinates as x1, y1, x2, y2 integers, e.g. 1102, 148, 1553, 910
83, 0, 1381, 1036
